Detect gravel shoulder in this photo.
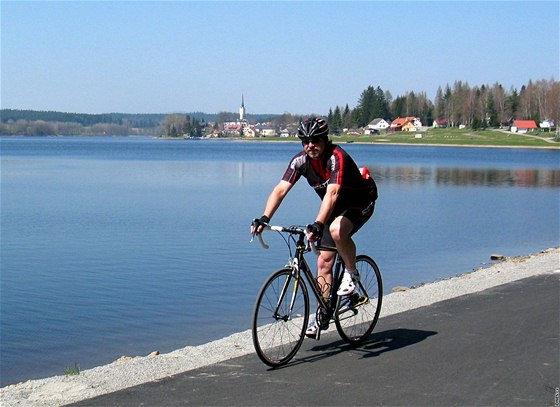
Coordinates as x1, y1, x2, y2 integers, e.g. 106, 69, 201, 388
1, 247, 559, 407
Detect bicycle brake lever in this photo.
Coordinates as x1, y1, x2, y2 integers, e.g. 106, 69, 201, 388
250, 226, 270, 250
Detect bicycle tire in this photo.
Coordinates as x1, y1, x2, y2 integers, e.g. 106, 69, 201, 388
334, 255, 382, 344
252, 268, 309, 367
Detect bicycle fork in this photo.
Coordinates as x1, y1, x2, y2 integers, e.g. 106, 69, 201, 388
273, 267, 300, 322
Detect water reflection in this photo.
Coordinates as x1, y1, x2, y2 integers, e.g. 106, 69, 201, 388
371, 166, 560, 188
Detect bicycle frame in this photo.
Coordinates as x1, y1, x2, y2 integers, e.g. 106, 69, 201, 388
293, 233, 339, 315
255, 225, 344, 325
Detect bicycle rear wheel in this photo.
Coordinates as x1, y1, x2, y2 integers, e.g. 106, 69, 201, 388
252, 268, 309, 367
335, 255, 382, 344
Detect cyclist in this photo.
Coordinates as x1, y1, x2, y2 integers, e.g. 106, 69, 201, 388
251, 117, 378, 339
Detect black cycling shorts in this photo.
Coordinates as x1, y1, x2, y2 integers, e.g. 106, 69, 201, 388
317, 201, 375, 251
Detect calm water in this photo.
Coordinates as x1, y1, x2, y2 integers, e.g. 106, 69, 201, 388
1, 136, 559, 386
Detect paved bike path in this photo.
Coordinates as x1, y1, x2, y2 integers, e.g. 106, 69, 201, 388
70, 273, 559, 406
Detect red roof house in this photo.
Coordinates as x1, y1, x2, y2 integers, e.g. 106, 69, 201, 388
389, 117, 409, 131
512, 120, 538, 133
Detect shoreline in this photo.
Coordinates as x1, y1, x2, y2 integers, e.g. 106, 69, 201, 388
3, 134, 558, 150
1, 247, 559, 407
232, 137, 560, 150
351, 141, 560, 150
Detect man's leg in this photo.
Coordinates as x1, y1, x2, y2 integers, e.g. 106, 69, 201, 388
329, 215, 356, 271
316, 250, 336, 300
330, 215, 359, 296
306, 249, 336, 338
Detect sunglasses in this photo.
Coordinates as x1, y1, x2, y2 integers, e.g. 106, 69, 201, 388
301, 137, 323, 145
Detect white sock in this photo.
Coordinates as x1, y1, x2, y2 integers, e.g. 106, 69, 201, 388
345, 268, 357, 276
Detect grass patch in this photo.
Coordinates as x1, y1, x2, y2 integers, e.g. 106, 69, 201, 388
363, 128, 558, 148
65, 362, 81, 376
251, 128, 559, 148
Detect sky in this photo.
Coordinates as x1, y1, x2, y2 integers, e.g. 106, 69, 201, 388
1, 1, 558, 115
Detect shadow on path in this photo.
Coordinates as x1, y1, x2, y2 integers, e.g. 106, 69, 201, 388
272, 328, 437, 369
361, 328, 438, 358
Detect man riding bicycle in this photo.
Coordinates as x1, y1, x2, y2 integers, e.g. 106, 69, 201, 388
251, 117, 378, 339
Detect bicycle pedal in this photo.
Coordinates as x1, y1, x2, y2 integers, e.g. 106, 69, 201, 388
316, 307, 330, 330
356, 298, 369, 307
349, 293, 360, 304
305, 325, 322, 340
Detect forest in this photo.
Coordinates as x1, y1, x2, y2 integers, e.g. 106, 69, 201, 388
327, 78, 559, 133
1, 78, 557, 136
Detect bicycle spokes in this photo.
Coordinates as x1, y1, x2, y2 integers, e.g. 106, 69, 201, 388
334, 255, 382, 344
252, 268, 309, 367
270, 272, 301, 321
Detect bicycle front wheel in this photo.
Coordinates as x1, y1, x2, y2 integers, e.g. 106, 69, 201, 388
252, 268, 309, 367
335, 255, 382, 344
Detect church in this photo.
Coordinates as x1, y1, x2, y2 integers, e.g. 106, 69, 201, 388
222, 95, 249, 136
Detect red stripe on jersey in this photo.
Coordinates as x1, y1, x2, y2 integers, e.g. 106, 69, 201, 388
332, 148, 344, 184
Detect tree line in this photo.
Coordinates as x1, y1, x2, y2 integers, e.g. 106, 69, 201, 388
0, 109, 279, 136
162, 114, 206, 138
1, 77, 557, 136
0, 110, 212, 136
327, 78, 559, 132
158, 77, 559, 135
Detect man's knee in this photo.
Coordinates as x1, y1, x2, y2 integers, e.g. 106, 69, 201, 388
329, 223, 341, 242
329, 218, 352, 242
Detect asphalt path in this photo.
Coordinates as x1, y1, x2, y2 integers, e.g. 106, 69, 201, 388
70, 273, 559, 406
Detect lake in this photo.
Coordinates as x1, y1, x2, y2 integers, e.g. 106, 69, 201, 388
1, 136, 559, 386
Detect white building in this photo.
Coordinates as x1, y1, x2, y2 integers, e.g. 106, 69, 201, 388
540, 119, 555, 130
223, 95, 249, 135
364, 118, 390, 134
239, 94, 246, 122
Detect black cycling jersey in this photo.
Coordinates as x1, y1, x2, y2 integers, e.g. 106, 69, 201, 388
281, 143, 378, 213
281, 142, 378, 250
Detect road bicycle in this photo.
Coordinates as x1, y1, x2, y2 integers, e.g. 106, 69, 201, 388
251, 224, 383, 367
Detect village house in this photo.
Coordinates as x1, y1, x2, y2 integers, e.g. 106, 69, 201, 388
255, 124, 277, 137
279, 128, 291, 137
432, 119, 449, 128
410, 117, 423, 128
389, 117, 422, 132
511, 120, 538, 133
364, 118, 390, 135
243, 127, 256, 137
389, 117, 407, 131
402, 121, 417, 132
222, 122, 243, 136
539, 119, 555, 130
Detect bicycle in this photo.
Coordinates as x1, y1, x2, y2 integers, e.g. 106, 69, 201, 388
250, 223, 383, 367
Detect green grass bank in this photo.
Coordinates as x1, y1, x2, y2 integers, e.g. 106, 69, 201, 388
248, 128, 560, 149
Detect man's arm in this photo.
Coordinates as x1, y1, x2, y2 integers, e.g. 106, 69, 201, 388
252, 180, 292, 234
262, 180, 293, 219
305, 183, 340, 241
252, 180, 293, 235
315, 183, 341, 225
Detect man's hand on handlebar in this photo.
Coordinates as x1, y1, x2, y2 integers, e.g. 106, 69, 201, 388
251, 215, 270, 235
305, 221, 324, 242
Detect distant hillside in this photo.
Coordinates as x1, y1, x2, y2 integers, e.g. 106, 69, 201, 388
0, 109, 282, 136
0, 109, 203, 128
0, 109, 280, 125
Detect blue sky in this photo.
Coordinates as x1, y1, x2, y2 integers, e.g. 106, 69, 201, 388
2, 1, 558, 115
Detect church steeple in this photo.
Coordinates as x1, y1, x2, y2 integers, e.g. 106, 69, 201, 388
239, 94, 246, 122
